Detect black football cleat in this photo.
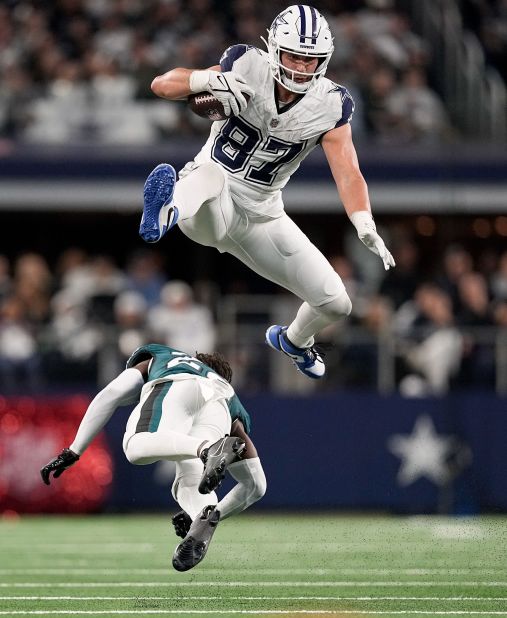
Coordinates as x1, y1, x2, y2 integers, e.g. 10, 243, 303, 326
198, 436, 246, 494
172, 505, 220, 572
172, 510, 192, 539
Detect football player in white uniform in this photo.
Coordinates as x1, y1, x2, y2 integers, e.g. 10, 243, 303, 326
140, 5, 395, 379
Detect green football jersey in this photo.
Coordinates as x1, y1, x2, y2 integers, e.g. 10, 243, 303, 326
126, 344, 251, 433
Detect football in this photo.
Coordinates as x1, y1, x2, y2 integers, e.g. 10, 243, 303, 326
188, 92, 249, 121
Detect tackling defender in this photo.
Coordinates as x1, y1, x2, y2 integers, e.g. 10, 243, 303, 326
41, 344, 266, 571
140, 4, 395, 380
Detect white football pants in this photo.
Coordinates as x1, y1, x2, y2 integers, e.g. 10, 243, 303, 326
174, 161, 352, 347
122, 378, 231, 519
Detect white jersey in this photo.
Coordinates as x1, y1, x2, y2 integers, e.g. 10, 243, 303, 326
182, 44, 354, 218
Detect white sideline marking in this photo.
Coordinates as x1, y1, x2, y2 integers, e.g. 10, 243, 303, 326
1, 596, 507, 601
2, 568, 507, 576
2, 610, 507, 615
2, 582, 507, 588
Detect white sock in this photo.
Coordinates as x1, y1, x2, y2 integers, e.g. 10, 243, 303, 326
173, 472, 218, 520
216, 457, 267, 520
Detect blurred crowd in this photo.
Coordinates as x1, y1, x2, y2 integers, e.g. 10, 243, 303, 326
459, 0, 507, 82
0, 0, 457, 144
0, 239, 506, 396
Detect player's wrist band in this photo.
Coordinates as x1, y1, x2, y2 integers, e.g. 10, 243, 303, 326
350, 210, 376, 234
189, 70, 212, 93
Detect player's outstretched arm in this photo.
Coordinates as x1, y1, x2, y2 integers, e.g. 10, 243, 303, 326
322, 124, 395, 270
40, 365, 147, 485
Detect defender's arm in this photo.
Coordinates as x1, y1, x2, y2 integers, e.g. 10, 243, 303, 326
40, 362, 149, 485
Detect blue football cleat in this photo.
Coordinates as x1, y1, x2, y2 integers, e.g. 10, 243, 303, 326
266, 324, 325, 379
140, 163, 179, 243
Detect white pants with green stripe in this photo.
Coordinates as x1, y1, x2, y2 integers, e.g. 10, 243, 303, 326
122, 378, 231, 519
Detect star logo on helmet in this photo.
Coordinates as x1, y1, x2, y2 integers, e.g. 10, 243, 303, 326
271, 10, 290, 37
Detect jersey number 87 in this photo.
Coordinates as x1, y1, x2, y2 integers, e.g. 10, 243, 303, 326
212, 116, 305, 186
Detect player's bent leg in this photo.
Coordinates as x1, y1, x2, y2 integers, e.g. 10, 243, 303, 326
176, 162, 237, 249
198, 436, 246, 494
123, 431, 208, 465
172, 504, 220, 572
286, 285, 353, 347
172, 459, 218, 521
140, 164, 179, 243
266, 283, 351, 379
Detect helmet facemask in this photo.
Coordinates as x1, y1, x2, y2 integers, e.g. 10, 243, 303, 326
262, 5, 334, 94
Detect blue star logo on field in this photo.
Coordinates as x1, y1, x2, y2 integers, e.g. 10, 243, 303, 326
387, 415, 471, 487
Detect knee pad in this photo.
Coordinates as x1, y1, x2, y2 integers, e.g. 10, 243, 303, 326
317, 284, 352, 318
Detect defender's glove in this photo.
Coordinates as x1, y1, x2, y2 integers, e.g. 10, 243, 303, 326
350, 210, 396, 271
172, 510, 192, 539
189, 70, 254, 117
40, 448, 80, 485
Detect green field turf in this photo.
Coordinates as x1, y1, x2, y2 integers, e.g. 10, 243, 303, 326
0, 513, 506, 617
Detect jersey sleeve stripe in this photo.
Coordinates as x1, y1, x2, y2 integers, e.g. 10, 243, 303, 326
220, 44, 251, 72
335, 90, 355, 128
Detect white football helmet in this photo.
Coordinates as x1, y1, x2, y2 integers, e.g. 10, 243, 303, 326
262, 5, 334, 93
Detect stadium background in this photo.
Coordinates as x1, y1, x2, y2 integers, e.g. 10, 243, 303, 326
1, 0, 507, 533
1, 2, 507, 617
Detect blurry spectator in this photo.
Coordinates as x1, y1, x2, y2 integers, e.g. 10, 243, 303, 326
456, 272, 495, 388
379, 239, 420, 308
329, 254, 362, 309
493, 300, 507, 327
0, 64, 33, 137
385, 67, 449, 143
25, 58, 89, 143
54, 253, 126, 324
147, 280, 216, 354
395, 283, 463, 396
492, 251, 507, 301
0, 295, 42, 391
113, 290, 148, 362
55, 247, 90, 292
0, 255, 11, 302
44, 288, 101, 382
362, 66, 398, 139
337, 294, 393, 388
437, 245, 474, 312
13, 252, 52, 325
85, 255, 127, 324
457, 272, 493, 327
125, 249, 168, 308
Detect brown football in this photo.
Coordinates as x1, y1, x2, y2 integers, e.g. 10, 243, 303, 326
187, 92, 250, 121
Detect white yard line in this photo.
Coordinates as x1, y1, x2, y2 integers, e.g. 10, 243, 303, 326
2, 610, 507, 615
1, 596, 507, 601
2, 569, 507, 576
2, 582, 507, 588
